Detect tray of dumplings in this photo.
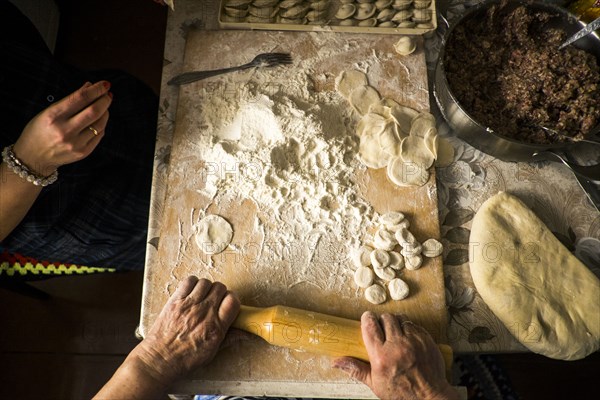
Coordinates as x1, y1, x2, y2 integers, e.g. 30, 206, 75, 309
219, 0, 437, 35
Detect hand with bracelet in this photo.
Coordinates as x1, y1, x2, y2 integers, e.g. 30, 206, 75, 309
0, 81, 112, 240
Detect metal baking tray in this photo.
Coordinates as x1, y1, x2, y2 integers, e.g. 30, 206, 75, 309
219, 0, 437, 35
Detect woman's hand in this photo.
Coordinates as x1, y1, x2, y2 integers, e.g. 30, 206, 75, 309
12, 81, 112, 176
333, 312, 459, 400
132, 277, 241, 384
94, 277, 240, 400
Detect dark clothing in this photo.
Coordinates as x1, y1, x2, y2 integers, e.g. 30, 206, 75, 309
0, 0, 157, 270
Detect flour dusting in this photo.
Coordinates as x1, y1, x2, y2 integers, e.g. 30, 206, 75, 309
191, 68, 378, 289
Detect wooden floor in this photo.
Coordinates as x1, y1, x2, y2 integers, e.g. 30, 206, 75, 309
1, 1, 599, 399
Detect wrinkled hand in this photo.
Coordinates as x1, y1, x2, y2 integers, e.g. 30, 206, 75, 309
333, 312, 458, 400
133, 277, 241, 385
12, 81, 112, 176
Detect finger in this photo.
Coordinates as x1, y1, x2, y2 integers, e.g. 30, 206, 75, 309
392, 313, 411, 335
361, 311, 385, 348
171, 276, 199, 300
218, 291, 241, 327
69, 93, 112, 132
219, 328, 254, 350
331, 357, 372, 386
53, 81, 111, 118
83, 109, 109, 146
380, 313, 403, 340
401, 319, 429, 338
204, 281, 228, 305
187, 278, 213, 302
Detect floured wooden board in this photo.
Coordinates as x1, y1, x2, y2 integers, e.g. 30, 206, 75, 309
141, 29, 446, 398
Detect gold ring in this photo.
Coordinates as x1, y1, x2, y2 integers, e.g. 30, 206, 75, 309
88, 125, 99, 136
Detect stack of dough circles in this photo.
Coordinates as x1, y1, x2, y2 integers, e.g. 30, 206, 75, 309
335, 68, 456, 187
195, 214, 234, 255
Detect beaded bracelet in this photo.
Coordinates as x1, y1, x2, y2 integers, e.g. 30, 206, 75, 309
1, 145, 58, 187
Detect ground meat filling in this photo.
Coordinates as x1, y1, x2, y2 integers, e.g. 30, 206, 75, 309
445, 3, 600, 144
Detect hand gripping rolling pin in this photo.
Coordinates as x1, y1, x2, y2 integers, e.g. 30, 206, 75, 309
232, 305, 453, 379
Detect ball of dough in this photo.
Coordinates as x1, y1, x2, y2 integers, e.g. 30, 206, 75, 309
195, 215, 233, 255
374, 266, 396, 281
388, 250, 405, 270
395, 227, 417, 247
389, 278, 410, 300
351, 244, 375, 269
386, 219, 411, 232
370, 249, 391, 269
405, 254, 423, 270
374, 228, 397, 251
401, 243, 422, 257
365, 284, 387, 304
380, 211, 405, 227
422, 238, 443, 257
470, 192, 600, 360
354, 266, 375, 288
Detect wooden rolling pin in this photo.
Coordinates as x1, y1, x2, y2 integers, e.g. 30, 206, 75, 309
232, 305, 453, 379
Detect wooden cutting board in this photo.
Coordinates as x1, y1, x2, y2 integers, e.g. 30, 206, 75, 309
141, 29, 446, 397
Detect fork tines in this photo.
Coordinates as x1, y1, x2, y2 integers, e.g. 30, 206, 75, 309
262, 52, 293, 66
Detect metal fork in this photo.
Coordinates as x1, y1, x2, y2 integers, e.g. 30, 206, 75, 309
167, 52, 293, 86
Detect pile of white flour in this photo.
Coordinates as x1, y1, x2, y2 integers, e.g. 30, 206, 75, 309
192, 68, 377, 279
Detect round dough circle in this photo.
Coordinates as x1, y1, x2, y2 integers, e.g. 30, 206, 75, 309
354, 266, 375, 288
387, 156, 430, 187
195, 215, 233, 255
336, 70, 368, 99
400, 136, 435, 169
389, 278, 410, 300
389, 105, 419, 132
359, 133, 389, 169
356, 113, 388, 137
350, 85, 381, 115
365, 284, 387, 304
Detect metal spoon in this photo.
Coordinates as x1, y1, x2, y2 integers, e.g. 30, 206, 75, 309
559, 16, 600, 50
526, 123, 600, 145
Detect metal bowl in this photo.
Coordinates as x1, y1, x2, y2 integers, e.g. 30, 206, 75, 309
433, 0, 600, 162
